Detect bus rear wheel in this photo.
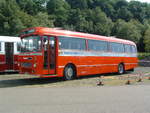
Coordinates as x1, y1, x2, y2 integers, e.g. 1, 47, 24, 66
118, 63, 125, 74
64, 65, 75, 80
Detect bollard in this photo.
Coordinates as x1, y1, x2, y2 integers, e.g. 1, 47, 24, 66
125, 75, 131, 85
97, 76, 104, 86
137, 73, 143, 82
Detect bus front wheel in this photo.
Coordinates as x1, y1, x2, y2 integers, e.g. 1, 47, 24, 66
64, 65, 75, 80
118, 63, 125, 74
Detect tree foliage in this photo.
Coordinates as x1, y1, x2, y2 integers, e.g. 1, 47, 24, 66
144, 28, 150, 52
0, 0, 150, 52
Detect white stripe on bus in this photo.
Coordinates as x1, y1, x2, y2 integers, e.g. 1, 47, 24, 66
58, 63, 138, 68
59, 50, 137, 57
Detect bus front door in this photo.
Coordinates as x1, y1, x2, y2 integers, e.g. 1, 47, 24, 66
43, 36, 56, 75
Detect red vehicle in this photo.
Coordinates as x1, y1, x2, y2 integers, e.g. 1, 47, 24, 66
19, 27, 138, 80
0, 36, 21, 72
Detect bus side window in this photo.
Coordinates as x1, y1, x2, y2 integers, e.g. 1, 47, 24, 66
88, 40, 108, 52
17, 42, 21, 52
131, 45, 137, 53
125, 44, 132, 53
110, 42, 124, 53
59, 36, 86, 50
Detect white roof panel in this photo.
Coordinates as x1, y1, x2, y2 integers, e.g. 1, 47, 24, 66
0, 36, 21, 42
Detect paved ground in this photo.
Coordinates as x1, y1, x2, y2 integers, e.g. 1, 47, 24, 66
0, 85, 150, 113
0, 67, 150, 113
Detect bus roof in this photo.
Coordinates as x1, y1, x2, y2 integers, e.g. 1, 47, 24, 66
21, 27, 136, 45
0, 36, 20, 42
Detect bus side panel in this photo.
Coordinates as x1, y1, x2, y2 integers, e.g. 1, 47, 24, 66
57, 56, 138, 77
77, 56, 122, 76
77, 56, 103, 75
57, 56, 107, 77
57, 56, 79, 77
124, 57, 138, 70
0, 55, 5, 72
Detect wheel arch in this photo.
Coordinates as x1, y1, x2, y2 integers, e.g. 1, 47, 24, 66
118, 62, 125, 74
64, 63, 77, 77
119, 62, 125, 69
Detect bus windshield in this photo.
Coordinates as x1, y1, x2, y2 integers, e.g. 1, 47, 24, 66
21, 36, 41, 52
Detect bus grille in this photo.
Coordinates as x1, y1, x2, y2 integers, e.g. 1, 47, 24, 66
21, 63, 32, 68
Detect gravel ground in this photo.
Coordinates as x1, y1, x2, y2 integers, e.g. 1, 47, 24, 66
0, 67, 150, 88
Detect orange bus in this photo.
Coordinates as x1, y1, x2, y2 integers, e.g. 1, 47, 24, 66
19, 27, 138, 80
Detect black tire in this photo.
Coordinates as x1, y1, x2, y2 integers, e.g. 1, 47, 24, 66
118, 63, 125, 74
64, 65, 75, 80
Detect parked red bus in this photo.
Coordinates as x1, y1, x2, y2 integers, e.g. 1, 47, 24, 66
0, 36, 21, 72
19, 27, 138, 80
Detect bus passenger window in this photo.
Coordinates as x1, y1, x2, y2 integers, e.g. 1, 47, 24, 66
110, 42, 124, 53
131, 45, 137, 53
17, 42, 21, 52
59, 36, 86, 50
88, 40, 108, 52
125, 45, 132, 53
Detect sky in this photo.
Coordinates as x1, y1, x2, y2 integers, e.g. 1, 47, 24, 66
127, 0, 150, 3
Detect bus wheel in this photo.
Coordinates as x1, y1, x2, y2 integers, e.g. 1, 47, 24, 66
118, 63, 124, 74
64, 65, 75, 80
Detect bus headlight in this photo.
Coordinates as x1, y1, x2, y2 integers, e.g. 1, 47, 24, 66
33, 63, 37, 68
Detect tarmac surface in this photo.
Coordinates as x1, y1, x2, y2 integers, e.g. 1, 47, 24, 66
0, 85, 150, 113
0, 67, 150, 113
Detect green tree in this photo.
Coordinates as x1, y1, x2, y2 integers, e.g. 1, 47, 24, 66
34, 12, 54, 27
117, 7, 133, 21
47, 0, 70, 27
89, 7, 113, 36
144, 28, 150, 52
0, 0, 24, 35
112, 19, 141, 43
66, 0, 88, 9
16, 0, 47, 15
128, 1, 147, 23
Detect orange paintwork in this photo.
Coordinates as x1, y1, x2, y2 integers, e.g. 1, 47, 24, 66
19, 27, 138, 78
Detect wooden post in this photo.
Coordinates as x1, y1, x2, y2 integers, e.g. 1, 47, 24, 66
97, 76, 104, 86
137, 73, 143, 82
126, 75, 131, 85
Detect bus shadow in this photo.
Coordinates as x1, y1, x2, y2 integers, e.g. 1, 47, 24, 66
0, 71, 133, 88
0, 77, 64, 88
0, 72, 19, 75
